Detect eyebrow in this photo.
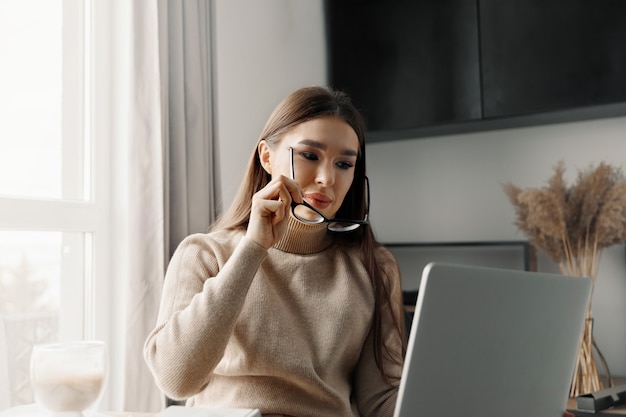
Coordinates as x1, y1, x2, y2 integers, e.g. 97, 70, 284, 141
297, 139, 359, 157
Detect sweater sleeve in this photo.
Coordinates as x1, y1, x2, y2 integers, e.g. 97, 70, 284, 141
143, 233, 268, 400
353, 247, 405, 417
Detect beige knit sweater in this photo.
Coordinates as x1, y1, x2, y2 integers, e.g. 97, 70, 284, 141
144, 216, 404, 417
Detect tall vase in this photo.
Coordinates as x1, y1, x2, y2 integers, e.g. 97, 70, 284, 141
569, 307, 601, 397
569, 303, 613, 397
561, 247, 612, 397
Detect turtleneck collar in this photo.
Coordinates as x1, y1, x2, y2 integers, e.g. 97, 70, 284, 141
273, 214, 333, 254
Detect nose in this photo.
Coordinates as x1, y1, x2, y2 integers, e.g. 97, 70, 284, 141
315, 162, 335, 187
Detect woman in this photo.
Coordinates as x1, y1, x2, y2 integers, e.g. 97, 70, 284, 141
144, 86, 406, 417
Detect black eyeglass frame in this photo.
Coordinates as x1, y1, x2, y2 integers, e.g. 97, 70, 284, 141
288, 147, 370, 232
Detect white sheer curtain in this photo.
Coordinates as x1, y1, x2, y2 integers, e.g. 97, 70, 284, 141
164, 0, 217, 258
120, 0, 217, 412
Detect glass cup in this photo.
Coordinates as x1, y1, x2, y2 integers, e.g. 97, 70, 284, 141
30, 341, 108, 417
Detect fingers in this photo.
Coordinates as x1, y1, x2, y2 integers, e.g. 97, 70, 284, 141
284, 175, 303, 205
259, 175, 301, 206
246, 176, 302, 248
256, 198, 289, 225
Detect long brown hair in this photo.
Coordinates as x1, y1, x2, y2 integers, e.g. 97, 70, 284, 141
211, 86, 406, 380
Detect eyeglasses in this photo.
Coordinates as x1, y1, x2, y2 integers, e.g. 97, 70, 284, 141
288, 147, 370, 232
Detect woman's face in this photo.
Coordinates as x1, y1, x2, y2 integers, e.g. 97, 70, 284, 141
259, 116, 360, 220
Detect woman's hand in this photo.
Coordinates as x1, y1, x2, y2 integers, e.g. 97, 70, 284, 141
246, 175, 302, 249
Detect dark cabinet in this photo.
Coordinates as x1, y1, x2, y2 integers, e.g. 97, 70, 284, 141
325, 0, 482, 133
324, 0, 626, 142
480, 1, 626, 118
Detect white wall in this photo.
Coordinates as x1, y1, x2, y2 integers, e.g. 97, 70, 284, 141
213, 0, 327, 210
213, 0, 626, 377
368, 119, 626, 378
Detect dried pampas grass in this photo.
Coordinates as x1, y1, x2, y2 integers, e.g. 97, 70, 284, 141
504, 161, 626, 279
503, 161, 626, 397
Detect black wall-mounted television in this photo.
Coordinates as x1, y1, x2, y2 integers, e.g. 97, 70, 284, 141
324, 0, 626, 142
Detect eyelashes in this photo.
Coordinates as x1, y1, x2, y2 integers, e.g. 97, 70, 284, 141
336, 161, 354, 170
300, 152, 317, 161
298, 152, 354, 170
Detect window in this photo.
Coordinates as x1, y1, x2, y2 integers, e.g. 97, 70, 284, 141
0, 0, 110, 410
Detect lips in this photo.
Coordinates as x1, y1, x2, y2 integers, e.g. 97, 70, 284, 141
304, 192, 332, 210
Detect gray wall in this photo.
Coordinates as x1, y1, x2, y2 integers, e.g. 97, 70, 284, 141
213, 0, 626, 376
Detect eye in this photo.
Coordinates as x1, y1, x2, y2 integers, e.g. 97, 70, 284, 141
336, 161, 354, 170
300, 152, 318, 161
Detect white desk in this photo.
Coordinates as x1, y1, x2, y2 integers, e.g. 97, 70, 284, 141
0, 404, 151, 417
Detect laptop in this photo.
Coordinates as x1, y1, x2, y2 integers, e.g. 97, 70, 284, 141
394, 262, 592, 417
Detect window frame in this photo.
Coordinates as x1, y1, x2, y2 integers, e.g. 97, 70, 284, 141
0, 0, 118, 410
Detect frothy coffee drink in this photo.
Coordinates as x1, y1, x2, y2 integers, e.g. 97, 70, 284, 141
31, 341, 107, 414
33, 371, 104, 412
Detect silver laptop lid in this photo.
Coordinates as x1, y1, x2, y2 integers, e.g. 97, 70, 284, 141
394, 262, 592, 417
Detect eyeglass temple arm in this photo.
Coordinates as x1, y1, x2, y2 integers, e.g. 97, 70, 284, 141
289, 147, 295, 180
